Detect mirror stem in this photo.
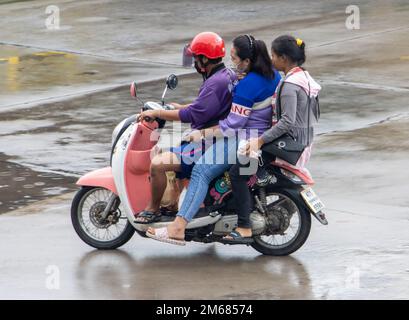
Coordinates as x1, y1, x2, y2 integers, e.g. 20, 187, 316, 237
137, 96, 145, 107
161, 86, 168, 106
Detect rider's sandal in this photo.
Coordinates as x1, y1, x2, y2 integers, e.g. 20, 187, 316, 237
146, 227, 186, 246
222, 229, 254, 245
134, 211, 162, 224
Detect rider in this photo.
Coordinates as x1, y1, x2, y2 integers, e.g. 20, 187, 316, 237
135, 31, 238, 224
231, 35, 322, 242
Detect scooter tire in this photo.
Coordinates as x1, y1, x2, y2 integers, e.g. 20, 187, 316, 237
251, 188, 311, 256
71, 186, 135, 250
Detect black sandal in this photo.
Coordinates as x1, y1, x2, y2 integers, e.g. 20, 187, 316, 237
222, 229, 254, 245
134, 211, 162, 224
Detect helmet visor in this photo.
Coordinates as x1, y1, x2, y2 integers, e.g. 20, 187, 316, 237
182, 43, 194, 67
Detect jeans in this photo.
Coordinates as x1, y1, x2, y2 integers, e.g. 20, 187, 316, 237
177, 137, 237, 222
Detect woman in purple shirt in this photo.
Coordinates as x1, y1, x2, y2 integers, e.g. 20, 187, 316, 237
146, 35, 281, 245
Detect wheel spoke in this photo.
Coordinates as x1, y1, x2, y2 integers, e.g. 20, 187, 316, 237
77, 188, 128, 243
257, 192, 302, 249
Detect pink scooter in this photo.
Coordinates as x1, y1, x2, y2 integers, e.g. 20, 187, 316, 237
71, 74, 327, 255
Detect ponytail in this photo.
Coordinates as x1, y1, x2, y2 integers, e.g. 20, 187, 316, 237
252, 39, 274, 79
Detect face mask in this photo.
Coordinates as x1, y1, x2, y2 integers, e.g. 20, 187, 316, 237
230, 62, 247, 75
194, 60, 206, 75
230, 61, 247, 74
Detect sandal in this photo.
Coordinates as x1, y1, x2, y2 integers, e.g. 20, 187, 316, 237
222, 229, 254, 245
134, 211, 162, 224
146, 227, 186, 246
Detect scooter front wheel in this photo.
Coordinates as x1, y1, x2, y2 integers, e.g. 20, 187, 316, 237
71, 186, 135, 250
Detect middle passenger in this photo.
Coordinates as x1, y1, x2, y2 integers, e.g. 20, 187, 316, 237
147, 35, 281, 243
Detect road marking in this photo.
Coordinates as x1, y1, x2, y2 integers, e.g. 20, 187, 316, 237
0, 70, 194, 113
311, 25, 409, 49
0, 41, 185, 67
320, 79, 409, 93
8, 56, 19, 64
33, 51, 67, 57
0, 51, 69, 63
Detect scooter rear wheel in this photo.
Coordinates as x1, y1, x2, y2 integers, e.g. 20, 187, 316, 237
251, 189, 311, 256
71, 186, 135, 250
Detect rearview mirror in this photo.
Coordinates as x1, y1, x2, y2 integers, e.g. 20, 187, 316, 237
130, 82, 137, 98
166, 74, 178, 90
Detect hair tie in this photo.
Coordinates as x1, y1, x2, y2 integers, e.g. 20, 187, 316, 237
296, 38, 303, 47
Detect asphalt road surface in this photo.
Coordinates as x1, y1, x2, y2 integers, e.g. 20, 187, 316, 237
1, 0, 409, 299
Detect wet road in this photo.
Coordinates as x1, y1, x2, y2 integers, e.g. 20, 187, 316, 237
1, 0, 409, 299
0, 74, 200, 213
1, 191, 408, 299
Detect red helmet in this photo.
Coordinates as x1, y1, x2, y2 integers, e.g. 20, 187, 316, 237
188, 32, 225, 59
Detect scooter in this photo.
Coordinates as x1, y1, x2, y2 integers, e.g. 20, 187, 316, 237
71, 74, 328, 256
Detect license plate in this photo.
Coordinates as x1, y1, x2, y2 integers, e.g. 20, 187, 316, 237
301, 187, 325, 214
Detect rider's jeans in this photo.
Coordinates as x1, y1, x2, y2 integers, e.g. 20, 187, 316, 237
177, 137, 237, 222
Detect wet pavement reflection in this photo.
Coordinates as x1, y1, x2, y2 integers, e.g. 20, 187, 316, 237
75, 248, 313, 299
0, 44, 186, 111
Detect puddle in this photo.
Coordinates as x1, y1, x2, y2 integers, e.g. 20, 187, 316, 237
0, 153, 76, 214
0, 44, 184, 111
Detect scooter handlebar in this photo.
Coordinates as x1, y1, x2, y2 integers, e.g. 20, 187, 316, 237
143, 116, 154, 122
136, 113, 155, 123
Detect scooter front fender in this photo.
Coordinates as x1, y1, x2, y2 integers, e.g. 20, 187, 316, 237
76, 166, 117, 195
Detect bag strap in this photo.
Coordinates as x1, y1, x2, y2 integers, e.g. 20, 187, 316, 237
275, 71, 312, 146
303, 70, 312, 146
275, 81, 285, 121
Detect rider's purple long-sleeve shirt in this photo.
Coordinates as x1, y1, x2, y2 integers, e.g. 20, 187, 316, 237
179, 66, 237, 129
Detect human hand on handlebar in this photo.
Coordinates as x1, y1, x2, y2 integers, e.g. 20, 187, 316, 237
137, 109, 159, 122
169, 102, 188, 110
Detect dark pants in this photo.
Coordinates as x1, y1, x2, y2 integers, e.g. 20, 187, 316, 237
229, 162, 256, 229
229, 153, 275, 229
